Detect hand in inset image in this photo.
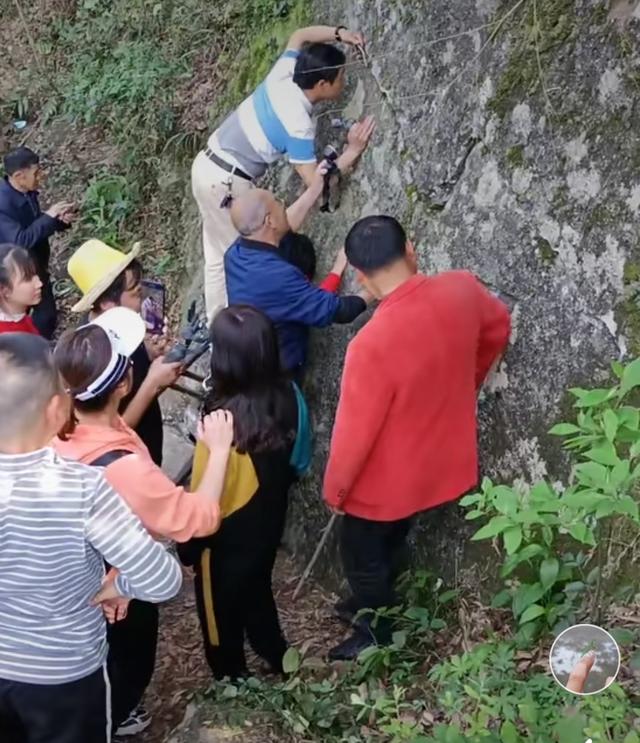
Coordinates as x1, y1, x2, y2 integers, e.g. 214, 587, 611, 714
565, 651, 596, 693
550, 624, 620, 695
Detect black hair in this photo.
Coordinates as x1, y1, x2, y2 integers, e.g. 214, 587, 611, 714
278, 232, 316, 280
0, 243, 37, 296
54, 325, 131, 438
345, 215, 407, 274
203, 305, 295, 453
0, 332, 60, 438
3, 147, 39, 176
92, 259, 143, 311
293, 43, 346, 89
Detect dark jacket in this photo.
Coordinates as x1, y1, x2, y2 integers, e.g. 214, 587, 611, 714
0, 177, 67, 276
225, 237, 366, 371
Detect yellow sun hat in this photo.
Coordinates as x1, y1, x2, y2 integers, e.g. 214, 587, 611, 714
68, 239, 141, 313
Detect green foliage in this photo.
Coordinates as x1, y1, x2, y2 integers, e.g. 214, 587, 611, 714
204, 570, 639, 741
80, 173, 138, 246
208, 0, 311, 125
461, 357, 640, 640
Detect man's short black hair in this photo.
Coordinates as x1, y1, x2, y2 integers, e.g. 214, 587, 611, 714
345, 216, 407, 274
293, 43, 346, 90
3, 147, 39, 176
279, 232, 317, 280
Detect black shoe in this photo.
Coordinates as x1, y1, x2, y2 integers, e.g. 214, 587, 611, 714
328, 631, 375, 661
333, 597, 359, 625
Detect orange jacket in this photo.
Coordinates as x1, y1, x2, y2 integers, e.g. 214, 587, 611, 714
53, 419, 220, 542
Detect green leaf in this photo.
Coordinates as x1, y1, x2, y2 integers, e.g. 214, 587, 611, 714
491, 589, 512, 608
612, 359, 625, 379
549, 423, 581, 436
621, 357, 640, 395
574, 461, 608, 487
282, 647, 300, 674
623, 732, 640, 743
392, 630, 407, 649
603, 409, 619, 442
503, 526, 522, 555
553, 712, 587, 743
471, 516, 512, 541
459, 494, 480, 507
493, 487, 519, 515
610, 627, 635, 646
518, 703, 538, 724
519, 604, 545, 624
539, 557, 559, 589
438, 589, 459, 604
500, 720, 519, 743
585, 442, 620, 466
567, 523, 594, 544
513, 583, 546, 617
629, 649, 640, 671
575, 388, 614, 408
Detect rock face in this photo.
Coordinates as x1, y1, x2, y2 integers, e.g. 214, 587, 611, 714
179, 0, 640, 589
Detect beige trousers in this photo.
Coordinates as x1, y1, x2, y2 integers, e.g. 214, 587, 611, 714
191, 151, 254, 322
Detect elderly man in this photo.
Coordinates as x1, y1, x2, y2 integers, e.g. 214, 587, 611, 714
192, 23, 376, 321
0, 147, 76, 338
225, 171, 368, 379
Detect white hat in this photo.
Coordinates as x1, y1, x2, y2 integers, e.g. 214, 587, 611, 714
73, 307, 145, 401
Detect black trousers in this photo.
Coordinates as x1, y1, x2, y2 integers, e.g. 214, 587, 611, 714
340, 513, 413, 642
31, 274, 57, 340
107, 600, 159, 727
0, 666, 110, 743
193, 489, 289, 680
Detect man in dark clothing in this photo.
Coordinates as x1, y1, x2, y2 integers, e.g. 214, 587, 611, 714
226, 175, 369, 378
0, 147, 76, 338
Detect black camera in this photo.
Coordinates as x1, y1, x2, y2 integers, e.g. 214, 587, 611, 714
320, 145, 340, 213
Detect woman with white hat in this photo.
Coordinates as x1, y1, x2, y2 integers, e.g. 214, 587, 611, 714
52, 307, 233, 737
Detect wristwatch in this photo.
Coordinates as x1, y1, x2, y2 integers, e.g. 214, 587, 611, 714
335, 25, 347, 43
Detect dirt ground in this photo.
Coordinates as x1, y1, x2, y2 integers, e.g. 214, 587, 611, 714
135, 552, 345, 743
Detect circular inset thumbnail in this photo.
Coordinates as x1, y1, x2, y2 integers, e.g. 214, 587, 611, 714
549, 623, 620, 695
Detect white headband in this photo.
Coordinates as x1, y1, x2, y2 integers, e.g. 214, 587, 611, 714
73, 324, 130, 401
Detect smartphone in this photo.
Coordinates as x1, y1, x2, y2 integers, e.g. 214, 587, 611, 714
140, 279, 165, 335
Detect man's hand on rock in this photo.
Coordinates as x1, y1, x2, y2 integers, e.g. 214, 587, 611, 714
339, 29, 365, 48
346, 115, 376, 157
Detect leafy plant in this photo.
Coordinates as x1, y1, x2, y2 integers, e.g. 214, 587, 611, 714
461, 358, 640, 641
81, 173, 138, 245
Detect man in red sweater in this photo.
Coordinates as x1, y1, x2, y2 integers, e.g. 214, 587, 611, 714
323, 215, 511, 660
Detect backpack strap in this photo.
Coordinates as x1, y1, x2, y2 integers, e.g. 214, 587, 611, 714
88, 449, 133, 467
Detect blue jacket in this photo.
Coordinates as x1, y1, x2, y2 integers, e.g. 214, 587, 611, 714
0, 177, 66, 275
225, 237, 342, 371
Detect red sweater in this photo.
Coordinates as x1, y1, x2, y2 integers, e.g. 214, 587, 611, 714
0, 314, 39, 335
323, 272, 511, 521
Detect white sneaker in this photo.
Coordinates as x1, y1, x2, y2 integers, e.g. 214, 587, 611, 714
115, 706, 151, 737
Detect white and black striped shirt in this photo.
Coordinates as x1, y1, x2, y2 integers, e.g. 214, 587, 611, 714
0, 447, 182, 685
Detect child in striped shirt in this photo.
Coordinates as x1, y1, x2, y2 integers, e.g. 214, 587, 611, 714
0, 332, 182, 743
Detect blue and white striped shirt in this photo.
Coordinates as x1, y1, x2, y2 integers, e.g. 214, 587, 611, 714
209, 50, 316, 178
0, 447, 182, 685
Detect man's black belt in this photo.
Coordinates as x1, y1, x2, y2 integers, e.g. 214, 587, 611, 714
203, 148, 253, 182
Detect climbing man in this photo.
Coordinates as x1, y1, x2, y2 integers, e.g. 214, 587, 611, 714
191, 24, 376, 321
